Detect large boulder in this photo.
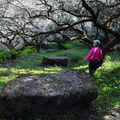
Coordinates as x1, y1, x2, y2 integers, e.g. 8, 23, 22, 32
0, 69, 98, 118
42, 56, 68, 66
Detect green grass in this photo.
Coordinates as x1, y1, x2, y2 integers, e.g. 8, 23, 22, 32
92, 54, 120, 115
0, 40, 120, 119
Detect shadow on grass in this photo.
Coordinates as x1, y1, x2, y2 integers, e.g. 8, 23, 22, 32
0, 69, 13, 77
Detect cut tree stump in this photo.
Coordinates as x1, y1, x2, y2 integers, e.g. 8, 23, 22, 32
42, 56, 68, 66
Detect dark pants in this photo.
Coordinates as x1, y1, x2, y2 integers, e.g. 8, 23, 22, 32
89, 59, 100, 78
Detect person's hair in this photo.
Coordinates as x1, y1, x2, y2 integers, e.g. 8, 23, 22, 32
94, 40, 100, 47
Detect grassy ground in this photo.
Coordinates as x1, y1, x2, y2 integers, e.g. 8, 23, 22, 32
0, 40, 120, 120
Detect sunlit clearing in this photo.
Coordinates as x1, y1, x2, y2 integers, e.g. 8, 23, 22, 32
74, 64, 88, 71
0, 68, 8, 71
13, 66, 62, 74
101, 61, 120, 73
42, 66, 62, 73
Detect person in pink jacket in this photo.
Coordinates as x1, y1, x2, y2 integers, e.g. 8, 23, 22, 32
84, 40, 102, 78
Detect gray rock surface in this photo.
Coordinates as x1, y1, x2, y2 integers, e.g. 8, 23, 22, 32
46, 49, 55, 53
103, 106, 120, 120
0, 69, 98, 118
42, 56, 68, 66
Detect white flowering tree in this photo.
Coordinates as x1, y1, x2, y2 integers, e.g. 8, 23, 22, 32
0, 0, 120, 60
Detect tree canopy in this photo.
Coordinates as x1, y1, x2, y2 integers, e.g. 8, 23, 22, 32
0, 0, 120, 59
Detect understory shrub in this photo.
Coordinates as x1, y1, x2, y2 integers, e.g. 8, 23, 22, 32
0, 57, 3, 64
44, 42, 68, 50
0, 47, 35, 64
18, 47, 35, 57
45, 42, 58, 49
0, 50, 11, 60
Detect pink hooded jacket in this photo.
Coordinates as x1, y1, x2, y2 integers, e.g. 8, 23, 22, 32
85, 47, 102, 61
